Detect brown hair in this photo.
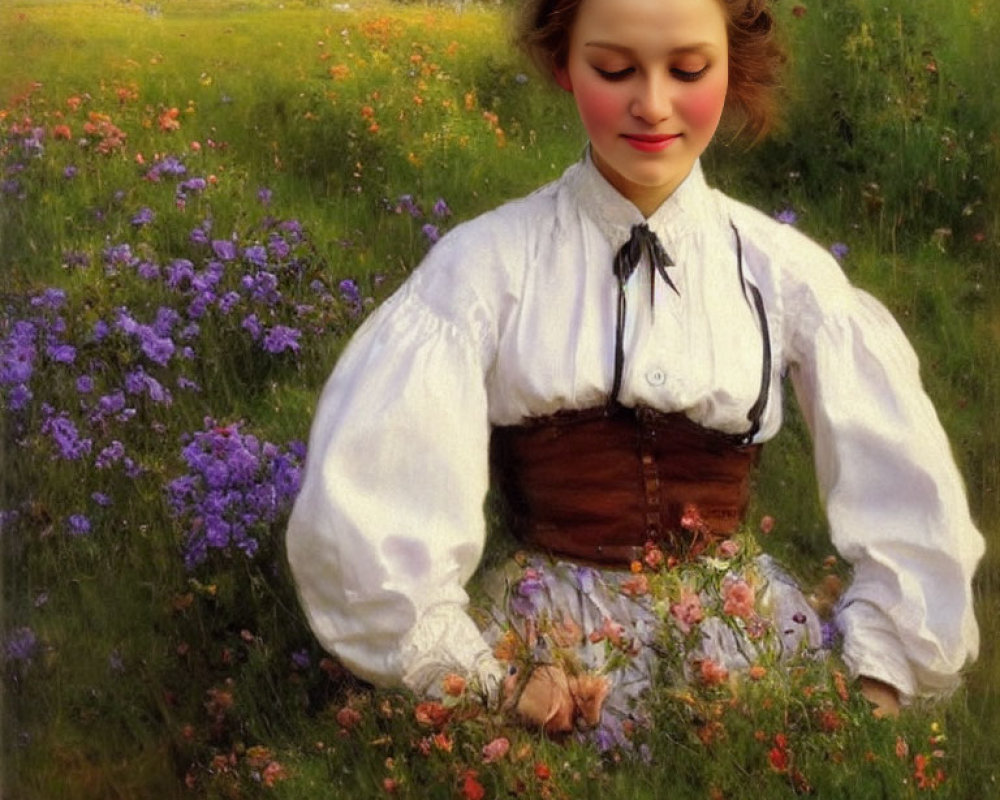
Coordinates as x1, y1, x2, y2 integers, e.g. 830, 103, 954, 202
515, 0, 786, 141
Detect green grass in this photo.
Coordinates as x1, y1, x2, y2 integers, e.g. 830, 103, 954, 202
1, 0, 998, 798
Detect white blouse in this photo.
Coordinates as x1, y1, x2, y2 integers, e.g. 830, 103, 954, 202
286, 155, 983, 702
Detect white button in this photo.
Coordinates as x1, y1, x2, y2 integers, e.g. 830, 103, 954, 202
646, 368, 666, 386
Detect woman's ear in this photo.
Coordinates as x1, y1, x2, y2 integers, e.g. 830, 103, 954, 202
553, 66, 573, 93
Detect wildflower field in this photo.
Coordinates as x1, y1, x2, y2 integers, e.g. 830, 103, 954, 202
1, 0, 999, 797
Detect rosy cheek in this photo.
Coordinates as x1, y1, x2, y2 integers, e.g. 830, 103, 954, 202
677, 74, 728, 129
573, 84, 623, 133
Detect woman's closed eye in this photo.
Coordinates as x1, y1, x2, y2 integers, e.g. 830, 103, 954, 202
594, 64, 711, 83
594, 66, 635, 81
671, 65, 709, 82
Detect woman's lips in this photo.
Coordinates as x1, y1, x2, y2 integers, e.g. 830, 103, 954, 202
622, 133, 680, 152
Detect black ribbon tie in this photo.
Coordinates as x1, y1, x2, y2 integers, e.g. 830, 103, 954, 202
609, 224, 678, 406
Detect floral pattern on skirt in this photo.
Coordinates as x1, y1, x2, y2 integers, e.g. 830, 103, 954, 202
472, 531, 834, 749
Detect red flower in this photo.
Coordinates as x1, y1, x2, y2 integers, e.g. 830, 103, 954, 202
441, 673, 467, 697
414, 701, 451, 729
534, 762, 551, 780
461, 770, 485, 800
335, 705, 362, 730
818, 708, 843, 732
768, 746, 789, 773
698, 658, 729, 687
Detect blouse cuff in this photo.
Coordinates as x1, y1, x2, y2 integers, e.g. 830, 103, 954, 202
837, 599, 917, 701
400, 603, 505, 703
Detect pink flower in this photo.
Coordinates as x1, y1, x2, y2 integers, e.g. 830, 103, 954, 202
620, 573, 649, 597
680, 504, 708, 533
588, 617, 626, 647
482, 736, 510, 763
716, 539, 740, 559
670, 590, 704, 634
759, 515, 775, 534
643, 541, 665, 569
722, 576, 756, 620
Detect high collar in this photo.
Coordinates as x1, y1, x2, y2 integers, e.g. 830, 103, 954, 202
567, 148, 713, 253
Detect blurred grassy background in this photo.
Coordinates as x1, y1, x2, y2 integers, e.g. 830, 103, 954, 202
1, 0, 997, 797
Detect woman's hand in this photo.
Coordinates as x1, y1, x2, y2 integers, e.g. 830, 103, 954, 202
503, 665, 612, 733
505, 664, 576, 734
859, 676, 901, 718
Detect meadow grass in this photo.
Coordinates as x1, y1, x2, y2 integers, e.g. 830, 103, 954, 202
1, 0, 998, 798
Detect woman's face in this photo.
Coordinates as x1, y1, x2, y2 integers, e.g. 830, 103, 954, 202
555, 0, 729, 216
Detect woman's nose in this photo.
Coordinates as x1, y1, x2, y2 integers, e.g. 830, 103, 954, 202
630, 75, 673, 124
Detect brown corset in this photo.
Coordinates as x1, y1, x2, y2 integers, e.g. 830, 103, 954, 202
490, 405, 761, 566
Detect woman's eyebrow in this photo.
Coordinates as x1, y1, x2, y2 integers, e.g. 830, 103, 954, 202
583, 41, 716, 55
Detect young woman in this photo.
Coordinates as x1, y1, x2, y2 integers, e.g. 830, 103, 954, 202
286, 0, 983, 733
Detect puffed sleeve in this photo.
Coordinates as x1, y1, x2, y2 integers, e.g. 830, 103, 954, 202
785, 255, 984, 700
285, 233, 507, 700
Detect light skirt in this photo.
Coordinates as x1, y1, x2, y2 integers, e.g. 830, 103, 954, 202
471, 533, 832, 749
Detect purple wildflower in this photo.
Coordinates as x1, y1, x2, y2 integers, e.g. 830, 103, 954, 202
291, 649, 310, 670
421, 223, 440, 244
6, 384, 32, 411
146, 156, 187, 181
212, 239, 237, 262
92, 492, 112, 507
774, 207, 798, 225
66, 514, 91, 536
4, 628, 38, 663
138, 327, 175, 366
241, 314, 263, 340
217, 291, 242, 314
178, 177, 207, 195
432, 197, 451, 218
830, 242, 849, 261
63, 165, 78, 179
167, 420, 304, 568
95, 390, 126, 417
95, 440, 125, 469
338, 278, 361, 306
46, 343, 76, 364
41, 411, 92, 460
30, 288, 67, 310
153, 306, 181, 337
396, 194, 422, 218
103, 243, 136, 272
279, 219, 303, 240
243, 244, 269, 269
262, 325, 301, 354
131, 206, 155, 227
257, 187, 273, 205
136, 261, 160, 280
243, 271, 279, 304
92, 320, 111, 342
510, 568, 546, 618
267, 234, 290, 260
76, 375, 94, 394
821, 620, 842, 650
165, 258, 196, 290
